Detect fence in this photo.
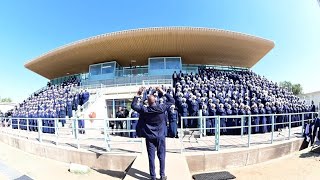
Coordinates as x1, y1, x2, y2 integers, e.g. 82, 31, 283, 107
179, 112, 317, 153
75, 79, 173, 92
0, 112, 317, 154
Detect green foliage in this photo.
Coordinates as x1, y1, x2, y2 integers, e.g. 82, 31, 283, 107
292, 84, 303, 95
0, 98, 12, 103
279, 81, 303, 95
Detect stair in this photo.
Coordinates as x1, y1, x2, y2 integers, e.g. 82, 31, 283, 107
57, 120, 73, 136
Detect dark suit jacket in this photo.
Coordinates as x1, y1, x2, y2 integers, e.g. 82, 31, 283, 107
131, 93, 175, 139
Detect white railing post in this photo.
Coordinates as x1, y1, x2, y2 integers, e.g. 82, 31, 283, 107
126, 118, 130, 137
301, 113, 304, 136
180, 116, 184, 154
104, 118, 111, 152
288, 114, 291, 140
198, 110, 203, 138
55, 118, 58, 145
38, 118, 42, 143
215, 116, 220, 151
240, 116, 244, 137
17, 118, 20, 137
203, 115, 206, 137
248, 115, 251, 147
271, 114, 274, 144
10, 117, 13, 131
75, 117, 79, 149
26, 118, 29, 135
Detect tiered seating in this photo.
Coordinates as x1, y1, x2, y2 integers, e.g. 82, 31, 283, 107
172, 68, 314, 135
11, 77, 90, 134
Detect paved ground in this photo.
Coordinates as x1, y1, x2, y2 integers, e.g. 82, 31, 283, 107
124, 138, 191, 180
0, 141, 118, 180
0, 125, 309, 180
218, 146, 320, 180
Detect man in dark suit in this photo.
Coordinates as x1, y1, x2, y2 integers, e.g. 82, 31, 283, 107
131, 87, 174, 180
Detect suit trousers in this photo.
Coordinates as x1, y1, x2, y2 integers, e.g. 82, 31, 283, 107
146, 137, 166, 179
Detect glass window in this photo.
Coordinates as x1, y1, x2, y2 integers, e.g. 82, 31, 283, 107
101, 62, 115, 74
165, 57, 181, 69
89, 64, 101, 75
149, 58, 165, 70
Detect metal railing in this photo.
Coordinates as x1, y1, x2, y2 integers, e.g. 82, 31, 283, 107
179, 112, 317, 153
0, 117, 142, 154
0, 112, 317, 154
79, 88, 103, 112
76, 79, 173, 91
80, 75, 172, 88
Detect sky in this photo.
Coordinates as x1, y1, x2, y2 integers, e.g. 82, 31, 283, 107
0, 0, 319, 102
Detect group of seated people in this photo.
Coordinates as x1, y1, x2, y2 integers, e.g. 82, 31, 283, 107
10, 77, 90, 134
114, 68, 317, 138
170, 68, 316, 135
6, 67, 317, 138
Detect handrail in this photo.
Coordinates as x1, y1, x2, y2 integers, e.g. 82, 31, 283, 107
0, 111, 317, 154
78, 79, 173, 90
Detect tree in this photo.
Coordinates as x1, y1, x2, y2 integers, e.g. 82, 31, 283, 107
279, 81, 303, 95
0, 98, 12, 103
279, 81, 292, 91
292, 84, 303, 95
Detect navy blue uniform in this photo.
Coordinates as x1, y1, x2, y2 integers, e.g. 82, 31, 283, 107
313, 117, 320, 144
67, 98, 73, 117
276, 106, 284, 130
190, 100, 199, 127
202, 109, 211, 135
226, 108, 233, 135
208, 106, 216, 134
238, 108, 247, 134
59, 106, 67, 127
251, 107, 260, 133
130, 111, 139, 138
265, 106, 272, 132
167, 109, 178, 138
259, 107, 267, 133
181, 102, 189, 128
232, 108, 239, 135
217, 108, 227, 134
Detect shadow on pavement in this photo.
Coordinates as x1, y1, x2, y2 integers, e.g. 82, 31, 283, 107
93, 169, 126, 179
299, 146, 320, 159
124, 168, 150, 180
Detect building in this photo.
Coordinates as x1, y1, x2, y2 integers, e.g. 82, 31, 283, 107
299, 91, 320, 108
24, 27, 274, 119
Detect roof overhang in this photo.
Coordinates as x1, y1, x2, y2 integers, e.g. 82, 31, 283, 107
25, 27, 275, 79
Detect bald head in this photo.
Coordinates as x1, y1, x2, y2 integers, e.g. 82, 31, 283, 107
148, 95, 156, 106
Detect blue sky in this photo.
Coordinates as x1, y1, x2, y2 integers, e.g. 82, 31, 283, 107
0, 0, 319, 102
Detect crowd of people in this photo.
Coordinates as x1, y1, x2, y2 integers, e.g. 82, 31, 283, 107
3, 68, 318, 138
114, 68, 317, 138
10, 77, 90, 134
171, 68, 316, 135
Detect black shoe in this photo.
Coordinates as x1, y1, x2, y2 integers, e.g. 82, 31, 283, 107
160, 176, 167, 180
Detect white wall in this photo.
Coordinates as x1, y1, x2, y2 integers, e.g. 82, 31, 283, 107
0, 103, 16, 113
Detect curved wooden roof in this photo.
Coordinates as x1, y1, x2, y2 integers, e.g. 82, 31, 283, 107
24, 27, 275, 79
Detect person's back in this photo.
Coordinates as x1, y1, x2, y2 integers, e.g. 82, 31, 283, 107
131, 87, 174, 180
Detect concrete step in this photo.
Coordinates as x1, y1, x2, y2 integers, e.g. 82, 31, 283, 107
124, 139, 191, 180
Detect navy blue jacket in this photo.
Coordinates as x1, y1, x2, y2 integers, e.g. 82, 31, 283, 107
131, 93, 175, 139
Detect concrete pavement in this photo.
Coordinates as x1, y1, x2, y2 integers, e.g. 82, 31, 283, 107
124, 139, 192, 180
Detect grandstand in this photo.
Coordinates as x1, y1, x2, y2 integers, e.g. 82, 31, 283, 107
4, 27, 313, 136
1, 27, 318, 179
15, 27, 311, 133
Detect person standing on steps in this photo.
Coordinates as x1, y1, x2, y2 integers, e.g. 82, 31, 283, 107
131, 86, 175, 180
